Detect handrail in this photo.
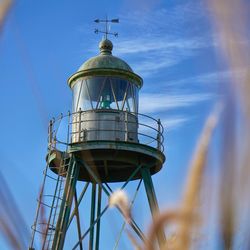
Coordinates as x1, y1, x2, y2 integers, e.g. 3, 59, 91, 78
50, 110, 164, 130
69, 119, 164, 143
48, 110, 165, 152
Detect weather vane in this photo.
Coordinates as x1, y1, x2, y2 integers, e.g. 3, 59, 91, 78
94, 16, 119, 40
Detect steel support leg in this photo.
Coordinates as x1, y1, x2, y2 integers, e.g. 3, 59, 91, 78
77, 157, 145, 241
51, 155, 80, 250
74, 191, 83, 250
89, 183, 96, 250
67, 182, 89, 229
95, 185, 102, 250
141, 167, 166, 247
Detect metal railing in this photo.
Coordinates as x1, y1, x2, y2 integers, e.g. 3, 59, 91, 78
48, 110, 164, 152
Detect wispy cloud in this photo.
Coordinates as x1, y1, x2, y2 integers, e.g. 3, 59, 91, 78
166, 68, 247, 86
114, 36, 209, 76
120, 1, 209, 36
138, 91, 213, 133
132, 55, 180, 76
114, 36, 208, 76
84, 2, 214, 77
161, 116, 190, 131
115, 37, 206, 56
139, 116, 190, 139
139, 93, 213, 113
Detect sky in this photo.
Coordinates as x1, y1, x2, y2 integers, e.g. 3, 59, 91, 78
0, 0, 232, 249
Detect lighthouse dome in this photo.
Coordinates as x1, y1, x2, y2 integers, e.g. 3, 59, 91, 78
78, 39, 133, 72
68, 39, 142, 89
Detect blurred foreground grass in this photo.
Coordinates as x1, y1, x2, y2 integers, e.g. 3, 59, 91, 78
1, 0, 250, 249
121, 0, 250, 249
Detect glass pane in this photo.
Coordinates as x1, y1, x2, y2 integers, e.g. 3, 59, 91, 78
111, 78, 128, 102
72, 79, 95, 111
121, 82, 139, 113
133, 84, 139, 113
87, 77, 106, 108
99, 80, 113, 109
110, 78, 127, 110
130, 86, 134, 112
72, 77, 139, 113
96, 77, 128, 110
83, 80, 94, 110
123, 85, 130, 112
72, 79, 83, 111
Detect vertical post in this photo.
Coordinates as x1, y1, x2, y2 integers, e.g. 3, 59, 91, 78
125, 111, 128, 141
74, 191, 83, 250
52, 117, 56, 148
78, 108, 82, 142
66, 111, 71, 146
141, 167, 166, 247
157, 119, 161, 150
95, 185, 102, 250
89, 183, 96, 250
48, 119, 53, 148
51, 155, 80, 250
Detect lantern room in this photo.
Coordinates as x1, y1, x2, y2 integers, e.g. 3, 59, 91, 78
68, 39, 142, 143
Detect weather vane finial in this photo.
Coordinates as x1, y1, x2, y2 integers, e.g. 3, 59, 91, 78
94, 16, 119, 40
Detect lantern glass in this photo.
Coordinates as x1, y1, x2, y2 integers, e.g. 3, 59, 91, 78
72, 76, 139, 113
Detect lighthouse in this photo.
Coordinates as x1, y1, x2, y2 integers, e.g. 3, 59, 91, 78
29, 20, 165, 250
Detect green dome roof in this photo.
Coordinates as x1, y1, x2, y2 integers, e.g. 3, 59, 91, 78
77, 39, 133, 72
68, 39, 143, 89
78, 55, 133, 72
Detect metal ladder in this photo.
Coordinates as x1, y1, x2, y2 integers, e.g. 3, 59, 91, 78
42, 153, 71, 250
29, 152, 71, 250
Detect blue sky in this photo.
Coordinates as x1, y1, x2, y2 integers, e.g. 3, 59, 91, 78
0, 0, 234, 249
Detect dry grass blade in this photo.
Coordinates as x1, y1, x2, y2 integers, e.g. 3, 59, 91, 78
109, 189, 132, 224
0, 171, 29, 249
0, 218, 23, 250
127, 105, 221, 250
127, 230, 143, 250
176, 104, 221, 250
210, 0, 250, 118
0, 0, 12, 32
145, 210, 187, 250
209, 0, 250, 248
38, 186, 47, 246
